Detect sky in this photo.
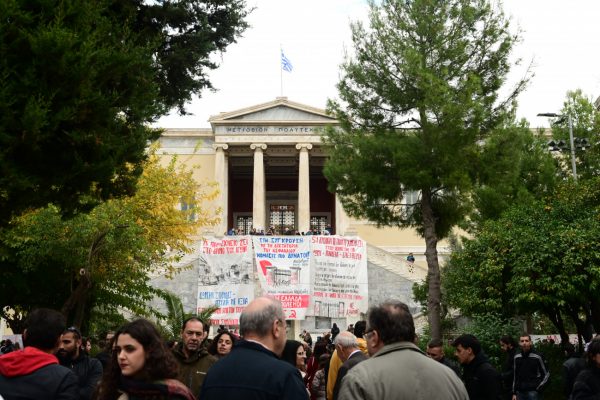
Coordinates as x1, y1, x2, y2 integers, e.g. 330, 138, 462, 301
156, 0, 600, 130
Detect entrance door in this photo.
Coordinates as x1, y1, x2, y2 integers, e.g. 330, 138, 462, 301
269, 205, 295, 234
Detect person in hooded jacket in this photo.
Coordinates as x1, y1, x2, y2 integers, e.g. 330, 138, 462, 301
0, 308, 78, 400
453, 334, 502, 400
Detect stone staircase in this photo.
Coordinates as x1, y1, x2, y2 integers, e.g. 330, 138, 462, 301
366, 243, 428, 283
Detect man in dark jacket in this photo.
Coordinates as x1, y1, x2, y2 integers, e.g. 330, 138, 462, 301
332, 331, 368, 400
172, 317, 217, 395
428, 338, 461, 376
512, 334, 549, 400
0, 308, 78, 400
562, 342, 585, 398
200, 296, 308, 400
500, 335, 517, 400
56, 326, 103, 400
453, 334, 502, 400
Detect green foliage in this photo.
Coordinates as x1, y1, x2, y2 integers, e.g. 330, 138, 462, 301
0, 0, 249, 225
469, 119, 558, 230
0, 149, 219, 332
459, 313, 522, 367
548, 89, 600, 179
445, 177, 600, 341
323, 0, 527, 340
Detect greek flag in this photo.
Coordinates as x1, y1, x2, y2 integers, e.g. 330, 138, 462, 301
281, 50, 293, 72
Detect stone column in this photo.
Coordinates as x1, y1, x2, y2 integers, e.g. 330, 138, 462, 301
251, 143, 267, 232
296, 143, 312, 233
213, 143, 229, 236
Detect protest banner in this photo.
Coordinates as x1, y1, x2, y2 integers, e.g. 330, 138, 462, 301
252, 236, 311, 319
196, 236, 254, 325
309, 235, 368, 318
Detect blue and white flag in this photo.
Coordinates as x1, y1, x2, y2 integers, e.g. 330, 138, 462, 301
281, 50, 293, 72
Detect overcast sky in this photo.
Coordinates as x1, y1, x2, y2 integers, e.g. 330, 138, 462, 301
156, 0, 600, 129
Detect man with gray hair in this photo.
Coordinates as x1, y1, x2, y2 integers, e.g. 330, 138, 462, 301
338, 300, 468, 400
200, 296, 308, 400
332, 331, 368, 400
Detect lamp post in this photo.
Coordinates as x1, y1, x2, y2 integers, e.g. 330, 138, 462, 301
537, 112, 577, 181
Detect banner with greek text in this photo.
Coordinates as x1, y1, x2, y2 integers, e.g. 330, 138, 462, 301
252, 236, 311, 320
196, 237, 254, 325
309, 236, 368, 318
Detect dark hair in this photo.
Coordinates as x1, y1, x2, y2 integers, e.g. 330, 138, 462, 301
586, 338, 600, 366
563, 342, 576, 356
281, 340, 304, 367
427, 338, 443, 348
207, 331, 237, 357
181, 317, 207, 333
24, 308, 66, 350
500, 335, 516, 348
95, 319, 179, 400
354, 321, 367, 338
367, 300, 415, 344
452, 334, 482, 355
520, 333, 532, 341
65, 326, 82, 340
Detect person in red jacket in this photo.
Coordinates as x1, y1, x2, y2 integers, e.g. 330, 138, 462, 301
0, 308, 78, 400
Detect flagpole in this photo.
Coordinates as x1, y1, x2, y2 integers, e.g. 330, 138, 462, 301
280, 45, 283, 97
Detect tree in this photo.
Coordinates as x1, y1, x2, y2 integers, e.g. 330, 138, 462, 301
0, 147, 219, 332
323, 0, 527, 339
544, 89, 600, 179
0, 0, 249, 226
444, 177, 600, 344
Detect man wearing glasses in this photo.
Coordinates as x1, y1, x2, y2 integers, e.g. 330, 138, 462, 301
56, 326, 103, 400
338, 300, 468, 400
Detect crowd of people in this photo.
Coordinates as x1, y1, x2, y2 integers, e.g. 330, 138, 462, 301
1, 299, 600, 399
226, 224, 334, 237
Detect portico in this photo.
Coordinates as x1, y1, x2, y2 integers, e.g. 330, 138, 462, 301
209, 97, 341, 236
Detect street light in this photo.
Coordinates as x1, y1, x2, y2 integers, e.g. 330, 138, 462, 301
537, 112, 577, 181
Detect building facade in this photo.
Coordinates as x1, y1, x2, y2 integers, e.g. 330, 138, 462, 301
155, 97, 445, 335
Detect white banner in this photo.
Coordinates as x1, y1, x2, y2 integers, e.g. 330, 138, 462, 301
252, 236, 311, 320
196, 237, 254, 325
309, 236, 368, 318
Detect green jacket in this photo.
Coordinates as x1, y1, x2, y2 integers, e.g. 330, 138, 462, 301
172, 344, 217, 396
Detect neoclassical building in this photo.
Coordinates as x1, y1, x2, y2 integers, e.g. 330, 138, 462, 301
156, 97, 445, 333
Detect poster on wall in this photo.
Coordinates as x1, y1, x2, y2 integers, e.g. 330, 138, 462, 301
252, 236, 311, 320
309, 235, 368, 318
196, 237, 254, 326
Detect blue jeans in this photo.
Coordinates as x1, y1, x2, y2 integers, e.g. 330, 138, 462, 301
517, 391, 541, 400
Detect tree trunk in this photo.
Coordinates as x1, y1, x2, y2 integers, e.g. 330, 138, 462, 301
589, 298, 600, 334
545, 307, 569, 345
421, 188, 442, 341
61, 270, 91, 325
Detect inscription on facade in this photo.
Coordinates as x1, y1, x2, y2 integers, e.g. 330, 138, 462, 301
219, 126, 321, 134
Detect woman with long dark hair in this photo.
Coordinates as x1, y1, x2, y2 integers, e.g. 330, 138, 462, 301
95, 319, 195, 400
207, 331, 236, 359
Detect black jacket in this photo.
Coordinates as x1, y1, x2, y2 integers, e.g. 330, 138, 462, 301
564, 355, 586, 397
200, 339, 308, 400
462, 352, 502, 400
59, 352, 103, 400
0, 347, 79, 400
501, 347, 517, 390
513, 349, 550, 393
571, 365, 600, 400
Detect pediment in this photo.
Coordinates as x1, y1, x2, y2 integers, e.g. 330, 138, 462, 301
209, 97, 337, 126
